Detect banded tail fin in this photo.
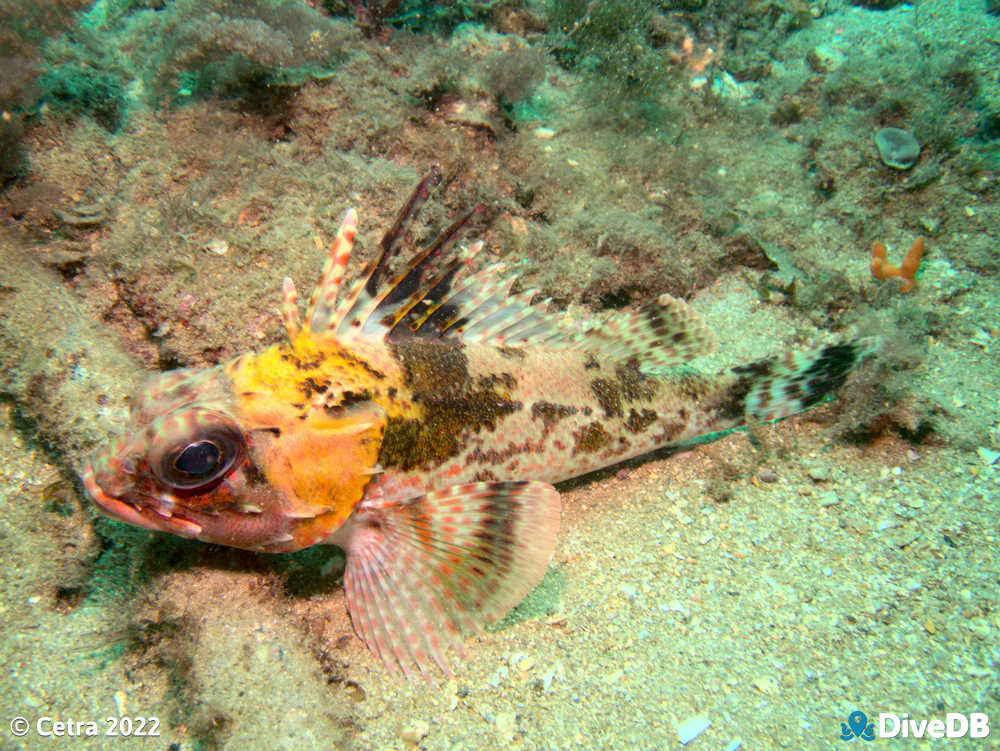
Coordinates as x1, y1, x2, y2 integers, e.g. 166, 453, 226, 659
734, 337, 880, 423
339, 481, 559, 680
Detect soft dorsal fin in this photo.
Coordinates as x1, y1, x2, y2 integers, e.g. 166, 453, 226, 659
570, 293, 718, 370
288, 169, 715, 369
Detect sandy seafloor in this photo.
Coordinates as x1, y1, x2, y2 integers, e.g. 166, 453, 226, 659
2, 0, 1000, 749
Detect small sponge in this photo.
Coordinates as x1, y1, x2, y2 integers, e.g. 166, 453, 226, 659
871, 237, 924, 292
875, 127, 921, 170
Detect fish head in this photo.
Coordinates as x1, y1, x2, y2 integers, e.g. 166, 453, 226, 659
83, 352, 387, 552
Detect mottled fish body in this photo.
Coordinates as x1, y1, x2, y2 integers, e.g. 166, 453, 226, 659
83, 168, 876, 678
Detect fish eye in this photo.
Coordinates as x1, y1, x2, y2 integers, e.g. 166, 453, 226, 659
154, 426, 243, 492
174, 440, 221, 476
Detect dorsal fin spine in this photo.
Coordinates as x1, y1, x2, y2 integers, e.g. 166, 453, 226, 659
281, 276, 300, 342
304, 208, 357, 333
413, 263, 510, 337
389, 243, 484, 336
383, 242, 484, 337
354, 209, 484, 338
365, 166, 442, 298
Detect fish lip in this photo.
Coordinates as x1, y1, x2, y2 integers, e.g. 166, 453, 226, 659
81, 461, 203, 539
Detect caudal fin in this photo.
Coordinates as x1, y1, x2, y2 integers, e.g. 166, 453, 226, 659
733, 337, 880, 423
340, 481, 559, 680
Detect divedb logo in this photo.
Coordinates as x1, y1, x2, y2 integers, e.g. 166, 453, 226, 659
880, 712, 990, 739
840, 710, 991, 740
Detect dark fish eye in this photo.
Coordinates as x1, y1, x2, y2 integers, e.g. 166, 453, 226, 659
155, 427, 243, 492
174, 440, 221, 476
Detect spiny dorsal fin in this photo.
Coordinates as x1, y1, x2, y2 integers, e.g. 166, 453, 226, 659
332, 167, 445, 336
400, 261, 519, 340
302, 208, 358, 335
291, 170, 715, 369
356, 206, 484, 339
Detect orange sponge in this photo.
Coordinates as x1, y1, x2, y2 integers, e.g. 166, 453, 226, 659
871, 236, 924, 293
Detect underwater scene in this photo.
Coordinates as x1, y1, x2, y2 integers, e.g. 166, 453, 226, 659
1, 0, 999, 748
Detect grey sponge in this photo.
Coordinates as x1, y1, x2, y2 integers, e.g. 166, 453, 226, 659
875, 127, 921, 169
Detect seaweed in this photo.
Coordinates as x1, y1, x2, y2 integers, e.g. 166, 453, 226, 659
546, 0, 672, 121
392, 0, 502, 35
35, 0, 351, 121
343, 0, 402, 38
38, 63, 127, 130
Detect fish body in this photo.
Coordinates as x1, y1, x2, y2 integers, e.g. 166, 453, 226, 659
83, 169, 876, 677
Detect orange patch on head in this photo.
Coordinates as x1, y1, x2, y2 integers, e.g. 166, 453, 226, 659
228, 346, 389, 548
267, 401, 385, 527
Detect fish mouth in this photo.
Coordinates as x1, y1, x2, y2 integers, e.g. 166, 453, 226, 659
81, 461, 204, 539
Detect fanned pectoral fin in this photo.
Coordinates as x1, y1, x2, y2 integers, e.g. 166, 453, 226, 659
339, 481, 560, 680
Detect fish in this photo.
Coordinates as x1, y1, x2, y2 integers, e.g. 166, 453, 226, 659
82, 166, 878, 679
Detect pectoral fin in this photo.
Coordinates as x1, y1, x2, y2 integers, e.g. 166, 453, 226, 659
336, 480, 560, 680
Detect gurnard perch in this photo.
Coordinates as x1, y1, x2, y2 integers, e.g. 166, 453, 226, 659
83, 168, 876, 678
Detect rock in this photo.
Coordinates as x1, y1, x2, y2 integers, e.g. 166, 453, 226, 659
400, 720, 430, 745
495, 711, 517, 734
752, 675, 779, 695
758, 468, 779, 483
888, 528, 921, 548
618, 582, 638, 600
977, 447, 1000, 465
811, 43, 846, 72
675, 715, 711, 744
807, 465, 830, 482
875, 127, 921, 169
817, 491, 840, 507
